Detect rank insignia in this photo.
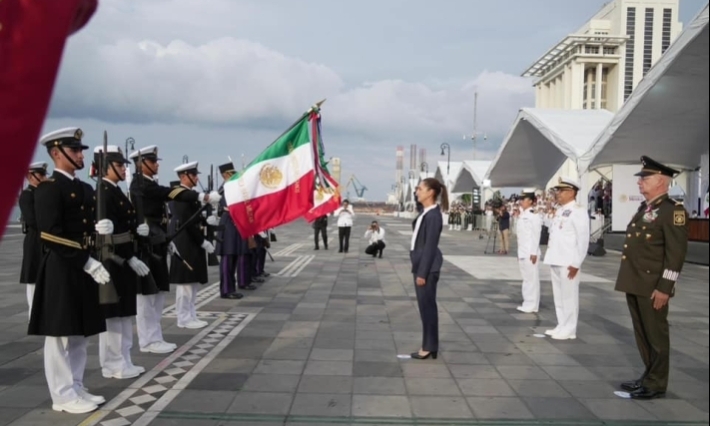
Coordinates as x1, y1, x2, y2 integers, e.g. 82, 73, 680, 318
674, 211, 686, 226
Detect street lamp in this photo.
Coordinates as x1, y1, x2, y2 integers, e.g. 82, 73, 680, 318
182, 155, 189, 164
420, 162, 429, 174
440, 143, 451, 176
125, 137, 135, 157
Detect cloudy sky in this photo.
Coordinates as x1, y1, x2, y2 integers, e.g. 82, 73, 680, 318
40, 0, 706, 200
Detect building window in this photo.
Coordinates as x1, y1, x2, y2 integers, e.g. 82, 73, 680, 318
643, 8, 654, 75
662, 8, 672, 53
624, 7, 636, 100
583, 67, 609, 109
603, 47, 617, 55
585, 46, 600, 54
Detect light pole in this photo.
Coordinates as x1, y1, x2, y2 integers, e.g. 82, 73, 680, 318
420, 162, 429, 174
440, 143, 451, 176
182, 155, 188, 164
125, 137, 135, 157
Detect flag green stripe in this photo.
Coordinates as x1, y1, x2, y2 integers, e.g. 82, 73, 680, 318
246, 118, 310, 170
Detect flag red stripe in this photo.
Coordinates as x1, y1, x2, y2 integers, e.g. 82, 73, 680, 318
229, 170, 315, 237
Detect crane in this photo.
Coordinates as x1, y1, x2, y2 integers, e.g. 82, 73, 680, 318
344, 174, 367, 201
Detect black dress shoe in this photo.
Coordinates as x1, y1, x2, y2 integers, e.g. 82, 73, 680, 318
261, 272, 271, 278
410, 351, 437, 360
621, 380, 643, 392
239, 285, 257, 290
253, 277, 265, 283
221, 293, 243, 300
314, 247, 319, 250
630, 387, 666, 400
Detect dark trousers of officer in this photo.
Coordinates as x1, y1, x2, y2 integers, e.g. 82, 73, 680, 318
219, 255, 237, 296
338, 227, 351, 252
365, 241, 386, 257
253, 248, 266, 276
414, 272, 440, 353
237, 254, 252, 289
626, 294, 670, 391
314, 228, 327, 249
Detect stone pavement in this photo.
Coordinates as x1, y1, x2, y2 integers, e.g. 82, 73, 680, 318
0, 216, 708, 426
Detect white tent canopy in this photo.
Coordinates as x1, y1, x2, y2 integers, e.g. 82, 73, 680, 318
579, 5, 709, 173
434, 161, 463, 187
485, 108, 614, 188
451, 160, 492, 193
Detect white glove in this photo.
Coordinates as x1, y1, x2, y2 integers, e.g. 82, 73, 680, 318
95, 219, 114, 235
208, 191, 221, 205
168, 241, 181, 257
206, 215, 219, 226
201, 240, 215, 254
198, 192, 207, 204
127, 256, 150, 277
83, 257, 111, 285
136, 223, 150, 237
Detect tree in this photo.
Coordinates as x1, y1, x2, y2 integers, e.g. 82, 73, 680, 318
461, 194, 472, 204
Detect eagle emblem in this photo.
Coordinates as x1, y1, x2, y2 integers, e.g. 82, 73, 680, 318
259, 164, 283, 189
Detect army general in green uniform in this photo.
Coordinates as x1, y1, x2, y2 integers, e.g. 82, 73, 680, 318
616, 156, 689, 400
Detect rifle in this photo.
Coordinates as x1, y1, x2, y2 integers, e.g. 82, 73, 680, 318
131, 150, 160, 295
205, 164, 219, 266
95, 131, 121, 305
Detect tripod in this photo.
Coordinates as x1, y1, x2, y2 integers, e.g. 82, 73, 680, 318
484, 220, 499, 255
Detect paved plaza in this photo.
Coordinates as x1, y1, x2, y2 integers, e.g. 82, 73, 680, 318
0, 215, 708, 426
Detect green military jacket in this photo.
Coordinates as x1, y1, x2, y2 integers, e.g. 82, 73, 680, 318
615, 194, 689, 297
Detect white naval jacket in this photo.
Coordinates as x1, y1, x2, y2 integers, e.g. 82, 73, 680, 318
516, 208, 542, 259
364, 228, 386, 245
543, 201, 590, 269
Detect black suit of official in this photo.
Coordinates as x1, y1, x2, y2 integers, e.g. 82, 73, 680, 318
410, 206, 444, 353
129, 176, 200, 291
19, 186, 41, 284
28, 172, 105, 337
100, 180, 140, 319
215, 195, 252, 289
313, 215, 328, 249
169, 186, 208, 284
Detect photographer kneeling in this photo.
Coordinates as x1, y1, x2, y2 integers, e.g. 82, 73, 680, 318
364, 221, 386, 258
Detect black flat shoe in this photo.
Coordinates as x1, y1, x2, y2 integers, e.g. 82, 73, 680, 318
252, 277, 265, 283
621, 380, 643, 392
239, 285, 257, 290
314, 247, 319, 250
221, 293, 243, 300
410, 351, 437, 360
630, 387, 665, 400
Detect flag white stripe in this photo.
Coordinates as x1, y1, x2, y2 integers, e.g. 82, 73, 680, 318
223, 143, 312, 205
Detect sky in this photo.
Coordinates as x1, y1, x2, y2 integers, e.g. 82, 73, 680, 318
39, 0, 707, 201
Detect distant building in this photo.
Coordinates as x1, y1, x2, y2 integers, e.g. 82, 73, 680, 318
523, 0, 682, 113
330, 157, 341, 186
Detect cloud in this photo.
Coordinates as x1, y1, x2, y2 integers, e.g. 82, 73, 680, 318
50, 36, 533, 141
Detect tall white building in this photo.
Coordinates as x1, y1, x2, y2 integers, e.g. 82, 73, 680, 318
523, 0, 683, 113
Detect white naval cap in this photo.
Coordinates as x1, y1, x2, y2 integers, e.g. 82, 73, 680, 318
94, 145, 122, 154
39, 127, 88, 149
94, 144, 130, 164
554, 176, 581, 190
29, 162, 48, 173
128, 145, 161, 161
174, 161, 200, 175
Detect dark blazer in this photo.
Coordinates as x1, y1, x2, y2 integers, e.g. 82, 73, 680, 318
410, 206, 444, 278
215, 192, 250, 256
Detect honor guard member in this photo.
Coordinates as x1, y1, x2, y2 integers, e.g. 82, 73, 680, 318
29, 128, 113, 414
214, 162, 245, 299
516, 190, 542, 314
128, 146, 219, 353
92, 146, 151, 380
543, 177, 590, 340
617, 157, 689, 400
170, 161, 217, 329
19, 162, 48, 319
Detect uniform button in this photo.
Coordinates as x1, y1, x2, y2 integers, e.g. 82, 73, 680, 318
120, 202, 124, 206
83, 219, 87, 224
631, 224, 636, 227
622, 255, 627, 260
71, 193, 76, 198
81, 206, 85, 210
646, 270, 651, 274
627, 234, 631, 237
624, 244, 628, 248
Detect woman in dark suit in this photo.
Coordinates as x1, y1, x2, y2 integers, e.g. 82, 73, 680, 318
410, 178, 449, 360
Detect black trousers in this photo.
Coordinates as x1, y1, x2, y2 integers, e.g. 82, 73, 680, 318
338, 227, 351, 252
314, 227, 327, 248
219, 255, 237, 296
627, 293, 670, 391
414, 272, 440, 352
365, 241, 386, 257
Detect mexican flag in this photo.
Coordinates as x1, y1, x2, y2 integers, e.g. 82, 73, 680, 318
224, 113, 317, 237
304, 112, 341, 222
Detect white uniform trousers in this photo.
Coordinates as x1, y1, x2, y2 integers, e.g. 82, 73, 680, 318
99, 317, 135, 374
26, 284, 35, 321
137, 293, 166, 349
518, 258, 540, 311
550, 265, 580, 336
44, 336, 88, 405
175, 284, 199, 326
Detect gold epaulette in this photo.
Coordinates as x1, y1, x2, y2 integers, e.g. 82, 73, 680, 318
40, 232, 84, 249
39, 179, 55, 184
168, 187, 186, 199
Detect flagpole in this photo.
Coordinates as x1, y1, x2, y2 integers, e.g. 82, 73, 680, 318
244, 99, 326, 169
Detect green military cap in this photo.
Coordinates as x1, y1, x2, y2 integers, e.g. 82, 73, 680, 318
635, 156, 680, 178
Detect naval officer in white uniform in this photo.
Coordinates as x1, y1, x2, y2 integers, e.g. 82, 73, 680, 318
516, 190, 542, 313
543, 177, 590, 340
